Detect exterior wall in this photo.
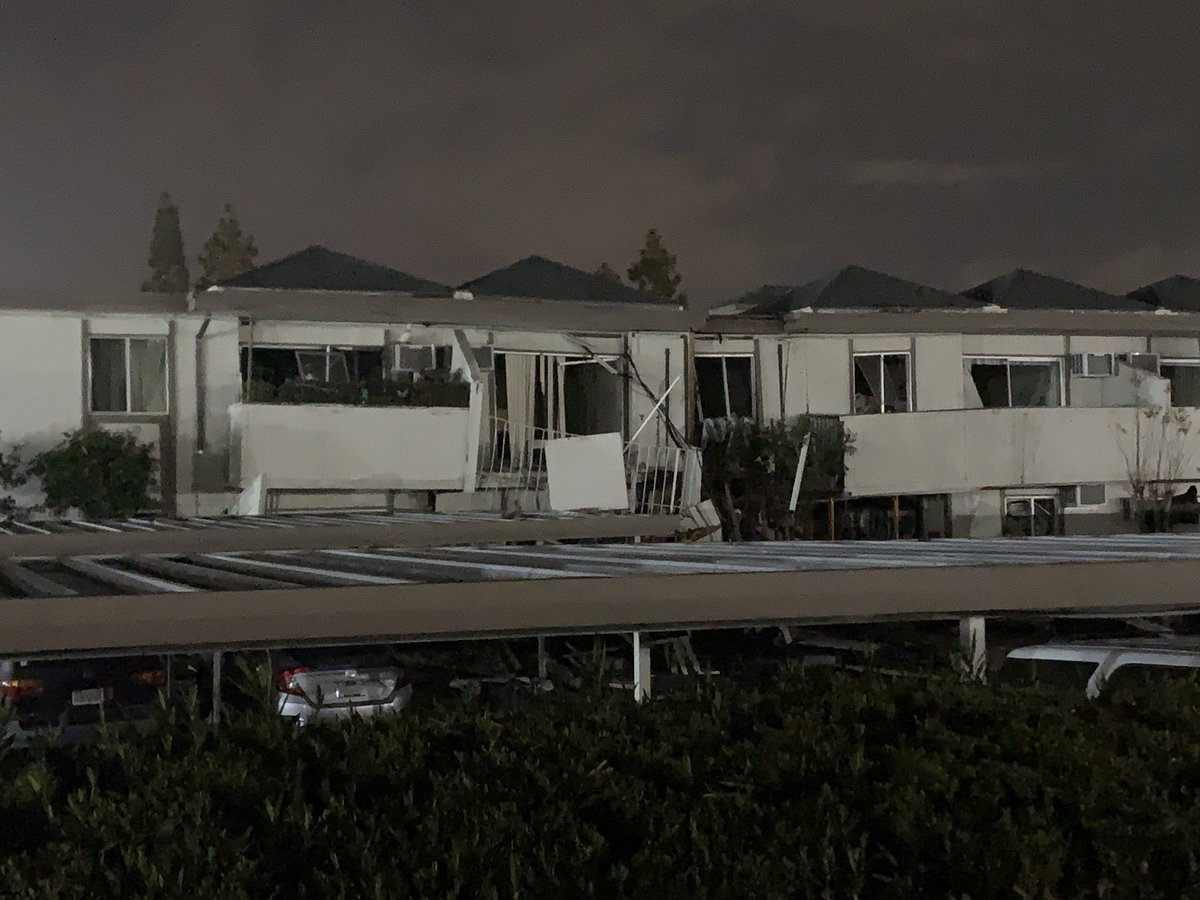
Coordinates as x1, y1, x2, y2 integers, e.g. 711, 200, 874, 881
228, 402, 471, 490
844, 406, 1200, 497
173, 315, 242, 501
628, 332, 688, 446
0, 313, 85, 508
913, 335, 963, 410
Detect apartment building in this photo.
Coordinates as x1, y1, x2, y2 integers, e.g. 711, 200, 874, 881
4, 247, 1200, 538
703, 266, 1200, 538
0, 247, 694, 517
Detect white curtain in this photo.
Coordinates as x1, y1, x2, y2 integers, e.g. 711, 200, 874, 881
505, 353, 536, 459
129, 338, 167, 413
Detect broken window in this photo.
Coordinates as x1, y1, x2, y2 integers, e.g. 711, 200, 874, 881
1161, 361, 1200, 406
853, 353, 910, 414
89, 337, 168, 413
1003, 496, 1061, 537
241, 346, 385, 391
695, 356, 755, 421
965, 358, 1061, 408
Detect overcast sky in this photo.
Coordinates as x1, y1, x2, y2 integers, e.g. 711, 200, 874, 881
2, 3, 1199, 305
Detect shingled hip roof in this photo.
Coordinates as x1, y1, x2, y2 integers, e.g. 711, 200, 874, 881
457, 255, 662, 304
214, 245, 449, 293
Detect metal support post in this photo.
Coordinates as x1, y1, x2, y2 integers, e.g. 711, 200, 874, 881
632, 631, 651, 702
536, 635, 548, 681
958, 616, 987, 682
210, 651, 223, 725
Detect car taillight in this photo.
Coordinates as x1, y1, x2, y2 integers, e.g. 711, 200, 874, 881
132, 669, 167, 688
1, 679, 43, 700
277, 667, 311, 696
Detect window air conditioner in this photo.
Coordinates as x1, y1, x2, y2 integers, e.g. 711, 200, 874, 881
1068, 353, 1114, 377
392, 344, 436, 373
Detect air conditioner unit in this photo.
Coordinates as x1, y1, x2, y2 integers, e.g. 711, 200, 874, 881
1069, 352, 1114, 377
392, 344, 435, 373
1116, 352, 1159, 375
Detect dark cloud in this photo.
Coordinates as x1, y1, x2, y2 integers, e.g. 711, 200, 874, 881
1, 2, 1198, 305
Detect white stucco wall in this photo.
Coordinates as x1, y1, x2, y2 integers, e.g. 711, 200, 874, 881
228, 402, 471, 490
627, 332, 688, 447
844, 405, 1200, 497
0, 314, 86, 508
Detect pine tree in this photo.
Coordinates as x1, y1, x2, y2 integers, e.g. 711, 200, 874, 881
197, 203, 259, 287
627, 228, 687, 306
594, 262, 623, 283
141, 192, 190, 292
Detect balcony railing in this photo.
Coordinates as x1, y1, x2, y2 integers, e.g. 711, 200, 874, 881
477, 416, 701, 514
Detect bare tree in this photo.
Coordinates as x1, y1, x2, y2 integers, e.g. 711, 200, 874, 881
1116, 402, 1195, 532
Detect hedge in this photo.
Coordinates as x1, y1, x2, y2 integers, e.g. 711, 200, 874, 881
1, 666, 1199, 897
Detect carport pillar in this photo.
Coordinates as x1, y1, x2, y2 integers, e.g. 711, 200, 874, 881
210, 651, 223, 726
536, 635, 548, 681
632, 631, 652, 702
958, 616, 987, 682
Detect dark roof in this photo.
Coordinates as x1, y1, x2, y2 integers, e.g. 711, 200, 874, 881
457, 255, 662, 304
1129, 275, 1200, 312
215, 245, 449, 293
717, 266, 968, 317
965, 269, 1143, 312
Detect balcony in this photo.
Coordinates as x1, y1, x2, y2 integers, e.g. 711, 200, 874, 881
228, 402, 473, 492
844, 406, 1200, 497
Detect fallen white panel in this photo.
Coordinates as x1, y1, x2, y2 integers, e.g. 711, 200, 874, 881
545, 433, 628, 512
233, 474, 265, 517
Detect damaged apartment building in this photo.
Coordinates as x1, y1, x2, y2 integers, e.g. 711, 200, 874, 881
4, 245, 1200, 540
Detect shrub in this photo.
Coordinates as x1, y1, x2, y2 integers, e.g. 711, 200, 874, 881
2, 667, 1200, 897
0, 432, 25, 517
31, 429, 156, 518
261, 372, 472, 408
702, 415, 854, 540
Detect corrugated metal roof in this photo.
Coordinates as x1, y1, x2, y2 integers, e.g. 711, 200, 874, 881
6, 532, 1200, 600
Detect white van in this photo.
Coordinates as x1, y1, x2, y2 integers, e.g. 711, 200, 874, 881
1005, 637, 1200, 699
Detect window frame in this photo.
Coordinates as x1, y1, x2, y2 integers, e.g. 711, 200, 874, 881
1160, 358, 1200, 407
88, 335, 170, 415
851, 351, 912, 415
694, 352, 756, 421
965, 355, 1064, 409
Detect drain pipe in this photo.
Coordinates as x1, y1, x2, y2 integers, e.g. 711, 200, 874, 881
195, 315, 212, 453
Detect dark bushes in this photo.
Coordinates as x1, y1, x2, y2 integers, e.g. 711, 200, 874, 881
2, 668, 1199, 897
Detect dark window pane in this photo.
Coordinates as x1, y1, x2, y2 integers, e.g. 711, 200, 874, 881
725, 357, 754, 418
854, 355, 882, 414
970, 362, 1009, 408
1163, 364, 1200, 406
1009, 362, 1060, 408
1078, 483, 1106, 505
90, 338, 127, 412
1085, 353, 1113, 376
696, 357, 727, 420
882, 354, 909, 413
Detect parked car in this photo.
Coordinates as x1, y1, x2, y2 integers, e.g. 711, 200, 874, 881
274, 648, 412, 725
0, 655, 176, 744
1004, 637, 1200, 699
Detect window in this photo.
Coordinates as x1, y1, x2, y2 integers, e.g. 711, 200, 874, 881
1118, 352, 1159, 374
1161, 361, 1200, 406
695, 356, 754, 420
89, 337, 167, 413
1059, 484, 1107, 508
1003, 495, 1061, 537
965, 358, 1062, 408
853, 353, 910, 414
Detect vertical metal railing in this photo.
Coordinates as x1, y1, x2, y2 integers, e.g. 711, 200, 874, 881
478, 415, 704, 516
625, 442, 702, 515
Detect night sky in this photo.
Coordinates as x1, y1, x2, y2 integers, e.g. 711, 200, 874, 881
3, 3, 1199, 305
